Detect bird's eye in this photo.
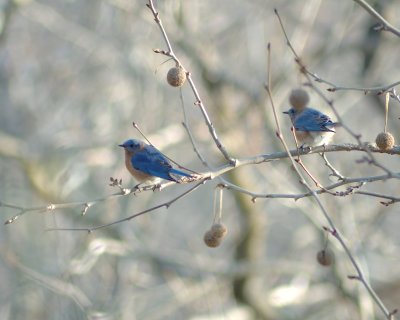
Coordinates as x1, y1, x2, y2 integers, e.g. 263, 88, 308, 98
130, 144, 134, 148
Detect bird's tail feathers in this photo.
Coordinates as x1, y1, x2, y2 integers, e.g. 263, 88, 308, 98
169, 168, 190, 177
169, 169, 199, 183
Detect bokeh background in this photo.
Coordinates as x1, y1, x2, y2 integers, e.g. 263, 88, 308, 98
1, 0, 400, 319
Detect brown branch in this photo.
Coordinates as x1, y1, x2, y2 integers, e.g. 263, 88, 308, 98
146, 0, 236, 165
354, 191, 400, 206
327, 81, 400, 95
275, 8, 396, 179
46, 180, 207, 232
3, 142, 400, 225
265, 41, 393, 319
352, 0, 400, 38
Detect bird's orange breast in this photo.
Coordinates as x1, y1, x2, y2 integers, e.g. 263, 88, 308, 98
124, 149, 154, 182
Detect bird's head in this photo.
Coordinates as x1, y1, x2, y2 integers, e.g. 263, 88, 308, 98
283, 108, 297, 119
118, 139, 143, 153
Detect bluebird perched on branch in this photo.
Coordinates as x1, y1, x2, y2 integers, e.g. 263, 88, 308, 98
283, 107, 337, 147
119, 139, 195, 184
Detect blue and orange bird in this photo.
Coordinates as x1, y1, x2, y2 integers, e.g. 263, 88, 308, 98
283, 88, 338, 147
119, 139, 194, 184
283, 107, 337, 147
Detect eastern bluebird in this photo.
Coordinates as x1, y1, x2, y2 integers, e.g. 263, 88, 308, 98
283, 107, 337, 147
119, 139, 194, 184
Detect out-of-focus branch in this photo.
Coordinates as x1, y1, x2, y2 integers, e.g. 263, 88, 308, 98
179, 89, 212, 169
0, 0, 16, 45
4, 249, 92, 310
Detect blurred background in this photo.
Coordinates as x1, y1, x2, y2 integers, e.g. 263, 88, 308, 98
1, 0, 400, 319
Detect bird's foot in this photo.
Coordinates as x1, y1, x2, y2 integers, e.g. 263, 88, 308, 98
299, 145, 312, 153
178, 174, 201, 183
152, 183, 162, 191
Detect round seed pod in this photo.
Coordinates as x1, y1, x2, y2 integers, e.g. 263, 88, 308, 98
375, 132, 395, 151
316, 248, 335, 266
289, 88, 309, 110
167, 67, 186, 87
203, 230, 221, 248
211, 223, 228, 239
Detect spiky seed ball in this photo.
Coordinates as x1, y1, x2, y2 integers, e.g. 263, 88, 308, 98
167, 67, 186, 87
211, 223, 228, 239
203, 230, 221, 248
316, 248, 335, 266
289, 88, 309, 110
375, 132, 395, 151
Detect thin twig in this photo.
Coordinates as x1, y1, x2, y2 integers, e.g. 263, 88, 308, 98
352, 0, 400, 38
146, 0, 236, 165
3, 143, 400, 225
3, 185, 135, 225
327, 80, 400, 94
179, 88, 211, 169
384, 92, 389, 133
294, 158, 339, 196
274, 7, 400, 98
354, 191, 400, 206
46, 180, 207, 232
321, 152, 346, 180
286, 122, 338, 194
275, 8, 396, 178
221, 180, 365, 202
265, 41, 393, 319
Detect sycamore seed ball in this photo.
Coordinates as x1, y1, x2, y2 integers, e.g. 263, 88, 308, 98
203, 230, 221, 248
211, 223, 228, 239
167, 67, 186, 87
316, 248, 335, 267
289, 88, 309, 110
375, 132, 395, 151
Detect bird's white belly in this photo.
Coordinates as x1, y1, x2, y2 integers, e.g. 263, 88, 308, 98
295, 130, 335, 147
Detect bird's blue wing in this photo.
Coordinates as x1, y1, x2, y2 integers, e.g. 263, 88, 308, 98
294, 108, 335, 132
131, 146, 175, 181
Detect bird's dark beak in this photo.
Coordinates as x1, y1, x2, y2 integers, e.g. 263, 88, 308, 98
118, 144, 125, 148
283, 111, 289, 114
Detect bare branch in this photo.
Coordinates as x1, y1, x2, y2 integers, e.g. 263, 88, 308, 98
146, 0, 236, 165
352, 0, 400, 38
327, 80, 400, 94
3, 142, 400, 225
46, 180, 207, 232
265, 40, 393, 319
275, 9, 397, 178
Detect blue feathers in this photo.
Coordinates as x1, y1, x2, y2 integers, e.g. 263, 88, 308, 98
120, 139, 192, 183
285, 107, 336, 132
